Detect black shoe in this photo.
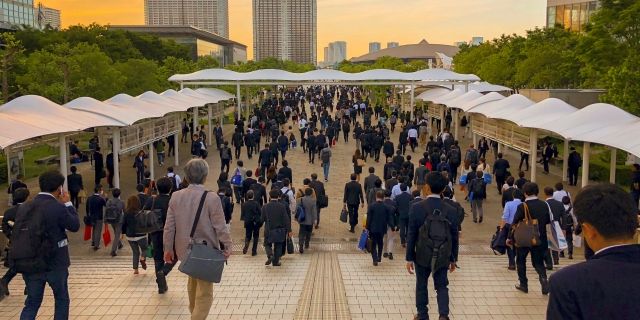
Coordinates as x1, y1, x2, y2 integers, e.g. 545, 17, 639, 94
508, 265, 516, 271
0, 280, 8, 302
479, 217, 483, 223
156, 271, 168, 294
568, 254, 573, 260
272, 262, 282, 267
251, 251, 258, 256
305, 243, 309, 249
439, 316, 450, 320
383, 252, 389, 258
373, 261, 378, 266
242, 242, 249, 255
559, 252, 565, 258
110, 251, 117, 257
299, 247, 304, 254
546, 266, 554, 271
515, 284, 528, 293
541, 278, 549, 295
93, 246, 99, 251
553, 260, 559, 265
348, 228, 355, 233
118, 243, 123, 250
265, 257, 272, 266
473, 219, 477, 223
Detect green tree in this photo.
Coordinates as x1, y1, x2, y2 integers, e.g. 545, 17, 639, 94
115, 59, 164, 96
0, 33, 25, 103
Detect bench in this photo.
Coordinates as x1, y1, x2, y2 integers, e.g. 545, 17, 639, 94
34, 155, 59, 165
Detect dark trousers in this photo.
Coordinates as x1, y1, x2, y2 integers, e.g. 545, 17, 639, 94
543, 158, 550, 173
568, 167, 579, 186
516, 245, 547, 287
280, 149, 287, 159
409, 138, 417, 152
308, 148, 315, 163
247, 146, 254, 159
233, 186, 243, 204
633, 191, 640, 210
298, 224, 313, 248
369, 232, 384, 262
260, 164, 269, 179
265, 241, 284, 264
70, 191, 80, 209
373, 148, 381, 162
343, 131, 349, 142
107, 169, 114, 188
450, 164, 459, 184
415, 264, 449, 319
347, 204, 359, 228
136, 169, 144, 185
564, 229, 574, 255
400, 143, 407, 155
399, 217, 409, 245
149, 231, 175, 275
168, 142, 175, 156
496, 175, 506, 193
221, 159, 230, 173
1, 266, 17, 285
506, 246, 516, 267
244, 222, 262, 254
21, 268, 69, 320
544, 249, 560, 267
519, 154, 529, 171
234, 147, 241, 159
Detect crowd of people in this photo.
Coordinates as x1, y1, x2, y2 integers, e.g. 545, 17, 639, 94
1, 84, 639, 320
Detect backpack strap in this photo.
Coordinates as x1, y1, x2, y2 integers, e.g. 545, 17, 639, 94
189, 191, 209, 239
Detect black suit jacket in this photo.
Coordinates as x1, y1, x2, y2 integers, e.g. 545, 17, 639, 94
394, 192, 412, 219
308, 180, 326, 200
405, 197, 460, 263
511, 198, 551, 247
261, 200, 291, 232
547, 244, 640, 320
343, 181, 364, 206
67, 173, 84, 193
546, 198, 564, 222
493, 158, 510, 176
278, 167, 292, 184
366, 201, 392, 234
363, 174, 380, 195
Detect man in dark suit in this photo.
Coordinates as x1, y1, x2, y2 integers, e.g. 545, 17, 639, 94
366, 190, 392, 266
547, 184, 640, 319
544, 187, 565, 268
241, 170, 258, 202
508, 182, 551, 294
542, 142, 553, 174
241, 190, 262, 256
567, 147, 581, 186
501, 177, 516, 208
343, 174, 364, 233
277, 160, 293, 186
105, 152, 114, 189
12, 171, 79, 319
406, 172, 460, 320
93, 147, 104, 187
395, 185, 412, 248
261, 189, 291, 267
363, 167, 380, 196
67, 166, 84, 209
258, 144, 272, 179
0, 187, 29, 301
308, 174, 326, 229
86, 185, 106, 250
493, 153, 510, 195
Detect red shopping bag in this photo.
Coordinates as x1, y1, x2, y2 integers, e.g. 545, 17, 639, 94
83, 225, 93, 241
102, 225, 112, 247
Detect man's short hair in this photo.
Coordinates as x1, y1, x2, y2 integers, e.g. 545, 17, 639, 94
94, 185, 103, 193
156, 177, 172, 194
305, 188, 313, 196
112, 188, 121, 198
544, 187, 554, 196
246, 190, 254, 200
523, 182, 539, 196
506, 176, 515, 186
70, 166, 77, 173
519, 171, 525, 178
246, 170, 253, 177
369, 167, 375, 173
311, 173, 318, 180
283, 178, 290, 187
136, 184, 145, 192
12, 187, 29, 204
269, 189, 281, 199
39, 171, 65, 193
303, 178, 311, 185
350, 173, 357, 181
376, 190, 385, 200
574, 184, 639, 239
425, 172, 447, 194
400, 183, 408, 192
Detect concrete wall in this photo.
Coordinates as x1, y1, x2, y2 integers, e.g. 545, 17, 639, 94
519, 89, 605, 109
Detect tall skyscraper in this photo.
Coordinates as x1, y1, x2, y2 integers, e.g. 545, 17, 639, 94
546, 0, 599, 32
144, 0, 229, 38
327, 41, 346, 65
469, 37, 483, 46
368, 42, 381, 53
0, 0, 37, 30
252, 0, 317, 64
39, 5, 61, 29
387, 42, 399, 48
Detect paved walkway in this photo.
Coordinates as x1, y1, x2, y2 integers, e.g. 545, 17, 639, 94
0, 106, 584, 319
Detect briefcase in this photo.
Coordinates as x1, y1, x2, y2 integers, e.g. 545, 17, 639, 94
513, 203, 540, 248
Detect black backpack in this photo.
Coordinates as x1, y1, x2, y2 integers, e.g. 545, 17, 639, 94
8, 200, 56, 274
415, 208, 452, 271
449, 148, 461, 165
104, 199, 122, 224
471, 178, 485, 198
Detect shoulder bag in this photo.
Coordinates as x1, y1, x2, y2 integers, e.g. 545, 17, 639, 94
178, 191, 227, 283
512, 203, 540, 248
545, 202, 568, 251
133, 197, 163, 234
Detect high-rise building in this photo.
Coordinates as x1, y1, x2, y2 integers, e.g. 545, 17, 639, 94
323, 46, 329, 65
144, 0, 229, 38
39, 5, 61, 29
368, 42, 381, 53
453, 41, 467, 47
469, 37, 483, 46
546, 0, 600, 32
387, 42, 399, 48
325, 41, 346, 65
0, 0, 37, 30
252, 0, 317, 64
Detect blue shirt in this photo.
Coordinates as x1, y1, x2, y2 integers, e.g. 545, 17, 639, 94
390, 184, 410, 200
502, 199, 521, 224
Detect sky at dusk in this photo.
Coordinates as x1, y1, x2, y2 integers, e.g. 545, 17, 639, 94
44, 0, 546, 60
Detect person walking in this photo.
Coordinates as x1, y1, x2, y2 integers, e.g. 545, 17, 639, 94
13, 171, 79, 319
468, 171, 487, 223
241, 190, 262, 256
296, 188, 317, 254
546, 184, 640, 319
0, 187, 29, 302
406, 172, 460, 320
319, 143, 332, 182
308, 174, 326, 229
220, 142, 233, 173
133, 150, 146, 185
94, 146, 104, 187
343, 174, 365, 233
155, 139, 166, 166
86, 185, 107, 250
258, 144, 272, 180
262, 189, 291, 266
507, 182, 551, 295
104, 188, 124, 257
353, 149, 365, 181
67, 166, 84, 209
366, 190, 392, 266
163, 159, 232, 320
567, 147, 581, 186
121, 195, 149, 274
502, 188, 525, 270
519, 152, 529, 172
493, 153, 510, 195
382, 190, 399, 260
144, 178, 174, 293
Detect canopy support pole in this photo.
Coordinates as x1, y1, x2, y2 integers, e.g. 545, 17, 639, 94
440, 106, 445, 134
113, 129, 120, 188
149, 142, 155, 179
193, 107, 198, 139
610, 147, 617, 184
207, 105, 213, 146
5, 149, 11, 192
174, 118, 180, 167
472, 132, 477, 147
401, 85, 405, 112
59, 135, 68, 190
236, 82, 241, 119
562, 139, 569, 182
453, 109, 459, 141
581, 142, 590, 188
530, 130, 538, 183
410, 82, 415, 117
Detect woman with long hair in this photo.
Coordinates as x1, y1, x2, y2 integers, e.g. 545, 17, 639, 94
352, 149, 364, 181
121, 195, 148, 274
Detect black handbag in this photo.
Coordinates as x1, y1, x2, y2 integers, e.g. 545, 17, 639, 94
340, 207, 348, 223
490, 225, 508, 255
133, 197, 163, 234
286, 236, 294, 254
318, 194, 329, 208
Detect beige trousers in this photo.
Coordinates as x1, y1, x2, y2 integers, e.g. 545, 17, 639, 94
187, 276, 214, 320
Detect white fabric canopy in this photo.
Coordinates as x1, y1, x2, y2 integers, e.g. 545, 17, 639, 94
169, 68, 480, 82
419, 81, 512, 93
458, 92, 505, 112
138, 91, 194, 112
431, 89, 465, 104
65, 97, 151, 126
512, 98, 579, 129
548, 103, 639, 140
160, 89, 208, 107
0, 113, 56, 148
441, 90, 483, 110
179, 88, 230, 104
416, 87, 450, 101
589, 121, 640, 157
195, 88, 235, 100
468, 94, 534, 118
105, 94, 178, 118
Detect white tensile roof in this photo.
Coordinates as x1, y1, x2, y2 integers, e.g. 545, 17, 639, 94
160, 89, 209, 107
169, 68, 481, 82
431, 89, 465, 104
105, 94, 179, 118
512, 98, 579, 129
195, 88, 236, 100
65, 97, 151, 126
138, 91, 195, 112
468, 94, 534, 119
458, 92, 505, 112
440, 90, 484, 110
416, 87, 450, 101
545, 103, 639, 140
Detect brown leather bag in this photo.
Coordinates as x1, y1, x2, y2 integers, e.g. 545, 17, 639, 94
512, 203, 540, 248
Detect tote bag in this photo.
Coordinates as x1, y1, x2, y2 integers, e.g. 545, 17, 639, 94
178, 191, 227, 283
513, 203, 540, 248
546, 203, 568, 251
